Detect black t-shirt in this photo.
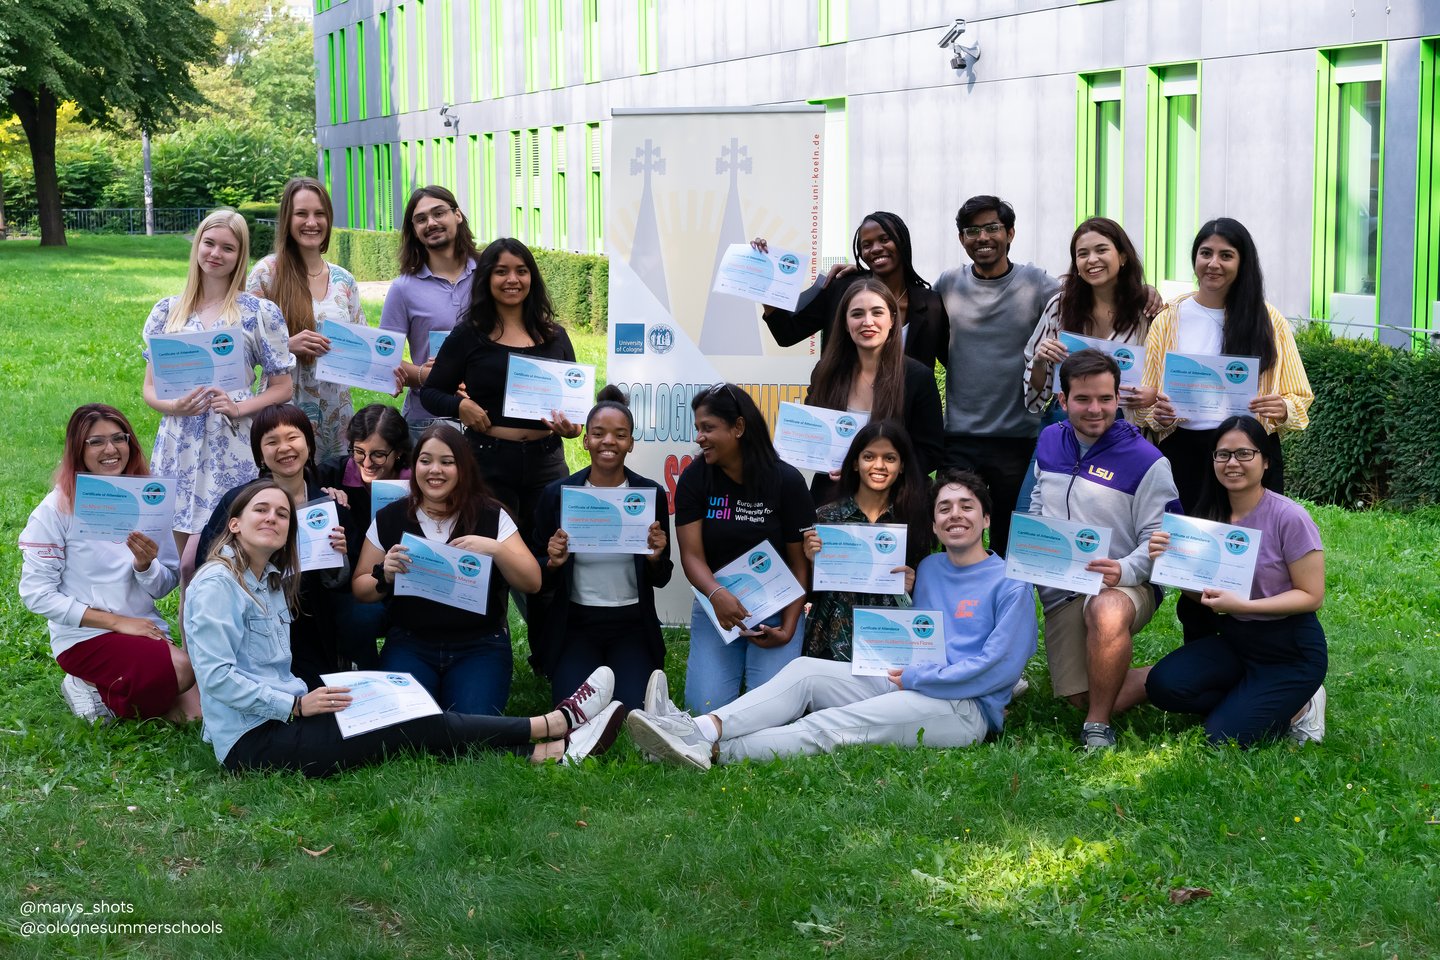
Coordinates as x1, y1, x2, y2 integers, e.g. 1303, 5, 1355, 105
673, 459, 815, 572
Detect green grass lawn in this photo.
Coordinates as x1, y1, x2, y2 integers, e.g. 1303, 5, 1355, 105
1, 235, 1438, 959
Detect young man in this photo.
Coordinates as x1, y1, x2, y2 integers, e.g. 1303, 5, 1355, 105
1028, 350, 1180, 749
626, 470, 1037, 769
935, 196, 1060, 558
380, 185, 480, 443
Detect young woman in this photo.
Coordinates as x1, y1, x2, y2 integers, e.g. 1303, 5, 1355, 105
802, 419, 934, 662
141, 209, 295, 567
1143, 416, 1327, 747
1140, 218, 1314, 510
674, 383, 815, 712
530, 386, 674, 710
19, 404, 201, 723
419, 238, 580, 553
1017, 217, 1154, 512
353, 425, 543, 715
185, 480, 624, 778
194, 404, 351, 689
246, 177, 363, 462
755, 211, 950, 371
317, 403, 413, 669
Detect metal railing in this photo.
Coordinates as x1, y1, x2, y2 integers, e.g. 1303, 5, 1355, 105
4, 207, 212, 236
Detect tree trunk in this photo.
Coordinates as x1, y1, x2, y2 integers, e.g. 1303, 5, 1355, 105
7, 87, 65, 247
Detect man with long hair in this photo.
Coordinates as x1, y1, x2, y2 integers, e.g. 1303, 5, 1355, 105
380, 185, 482, 443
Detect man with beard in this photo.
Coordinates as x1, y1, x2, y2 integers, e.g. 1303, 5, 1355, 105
381, 185, 481, 443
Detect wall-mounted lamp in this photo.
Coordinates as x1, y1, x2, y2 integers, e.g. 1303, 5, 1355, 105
937, 19, 981, 75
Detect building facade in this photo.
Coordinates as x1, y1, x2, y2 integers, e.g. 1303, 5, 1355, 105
313, 0, 1440, 347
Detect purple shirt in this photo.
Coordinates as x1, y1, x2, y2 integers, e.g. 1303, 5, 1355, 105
380, 259, 476, 422
1231, 489, 1324, 621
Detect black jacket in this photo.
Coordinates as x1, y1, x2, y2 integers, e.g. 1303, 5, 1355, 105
763, 272, 950, 373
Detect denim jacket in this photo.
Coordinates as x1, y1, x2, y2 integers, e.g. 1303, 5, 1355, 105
184, 550, 307, 764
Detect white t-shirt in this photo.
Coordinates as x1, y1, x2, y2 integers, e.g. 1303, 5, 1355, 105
571, 479, 640, 607
1174, 297, 1228, 431
366, 508, 517, 549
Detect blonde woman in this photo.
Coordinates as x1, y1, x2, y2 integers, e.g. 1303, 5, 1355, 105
246, 177, 363, 461
141, 209, 295, 564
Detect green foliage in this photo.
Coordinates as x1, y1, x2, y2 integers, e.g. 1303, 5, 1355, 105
191, 0, 316, 136
0, 131, 132, 209
534, 248, 609, 332
1386, 347, 1440, 508
327, 228, 401, 282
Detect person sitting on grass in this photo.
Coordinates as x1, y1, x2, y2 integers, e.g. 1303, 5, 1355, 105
625, 469, 1036, 769
1141, 415, 1327, 747
184, 479, 624, 778
19, 403, 203, 724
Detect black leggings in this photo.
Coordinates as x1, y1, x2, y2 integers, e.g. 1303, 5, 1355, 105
224, 711, 532, 779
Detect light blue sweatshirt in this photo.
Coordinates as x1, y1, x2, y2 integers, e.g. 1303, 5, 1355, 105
905, 551, 1038, 732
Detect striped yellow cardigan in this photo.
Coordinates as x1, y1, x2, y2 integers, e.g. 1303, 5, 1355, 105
1139, 292, 1313, 440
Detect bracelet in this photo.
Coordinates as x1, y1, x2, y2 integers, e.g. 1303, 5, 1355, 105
706, 584, 725, 601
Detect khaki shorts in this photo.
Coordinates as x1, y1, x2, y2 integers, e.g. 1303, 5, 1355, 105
1042, 584, 1158, 699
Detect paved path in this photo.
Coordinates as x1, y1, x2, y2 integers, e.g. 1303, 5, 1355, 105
356, 279, 392, 304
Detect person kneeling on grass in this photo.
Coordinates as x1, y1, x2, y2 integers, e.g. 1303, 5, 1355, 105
625, 469, 1037, 769
184, 479, 624, 778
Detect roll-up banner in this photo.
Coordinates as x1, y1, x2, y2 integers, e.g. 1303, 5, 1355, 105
606, 106, 825, 624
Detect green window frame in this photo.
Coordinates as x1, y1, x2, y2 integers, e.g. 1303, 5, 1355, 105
415, 0, 429, 111
440, 0, 455, 105
445, 136, 459, 189
511, 129, 526, 240
326, 33, 337, 125
483, 132, 498, 239
338, 28, 350, 123
524, 0, 540, 93
491, 0, 504, 99
582, 0, 600, 83
467, 134, 482, 226
374, 143, 394, 230
396, 5, 409, 114
379, 12, 392, 115
639, 0, 658, 74
469, 0, 485, 99
399, 139, 411, 202
1416, 38, 1440, 345
355, 22, 368, 121
1311, 44, 1386, 333
585, 122, 602, 253
1076, 70, 1124, 224
819, 0, 847, 45
549, 0, 565, 89
1144, 62, 1200, 287
552, 126, 568, 249
528, 127, 542, 242
324, 149, 336, 202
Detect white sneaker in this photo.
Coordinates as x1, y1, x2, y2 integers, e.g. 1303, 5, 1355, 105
644, 669, 683, 716
556, 666, 615, 730
1011, 675, 1030, 700
62, 674, 115, 724
625, 708, 712, 770
562, 701, 625, 764
1288, 685, 1326, 744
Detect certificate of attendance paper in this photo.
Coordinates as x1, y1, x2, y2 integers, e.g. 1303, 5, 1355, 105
691, 540, 805, 644
561, 486, 655, 554
811, 523, 908, 595
146, 328, 251, 400
773, 402, 871, 474
316, 320, 403, 393
502, 355, 595, 423
319, 670, 442, 738
393, 533, 493, 613
1052, 331, 1146, 393
1162, 352, 1260, 422
296, 498, 344, 573
850, 608, 947, 676
71, 474, 176, 543
711, 243, 814, 311
1004, 513, 1113, 595
1150, 513, 1263, 594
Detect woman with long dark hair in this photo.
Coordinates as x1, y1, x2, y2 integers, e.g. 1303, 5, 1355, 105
802, 419, 934, 662
186, 479, 624, 778
802, 279, 943, 503
755, 211, 949, 370
1142, 415, 1327, 746
246, 177, 363, 461
673, 383, 815, 712
353, 425, 543, 715
20, 404, 201, 723
419, 238, 579, 552
1140, 218, 1313, 509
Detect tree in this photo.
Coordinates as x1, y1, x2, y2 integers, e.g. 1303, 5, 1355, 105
0, 0, 215, 245
192, 0, 316, 136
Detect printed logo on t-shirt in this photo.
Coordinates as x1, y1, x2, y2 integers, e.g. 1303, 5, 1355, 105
1087, 465, 1115, 483
706, 494, 774, 524
954, 598, 978, 619
706, 495, 731, 521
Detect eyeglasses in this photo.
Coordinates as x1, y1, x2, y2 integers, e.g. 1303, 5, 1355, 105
1212, 448, 1260, 463
411, 208, 455, 228
707, 382, 743, 409
83, 433, 130, 449
961, 221, 1007, 239
351, 447, 395, 465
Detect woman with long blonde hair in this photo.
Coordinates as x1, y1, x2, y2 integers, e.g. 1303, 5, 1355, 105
141, 208, 295, 568
246, 177, 364, 461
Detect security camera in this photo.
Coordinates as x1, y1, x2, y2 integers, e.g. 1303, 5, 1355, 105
938, 18, 981, 74
937, 18, 967, 48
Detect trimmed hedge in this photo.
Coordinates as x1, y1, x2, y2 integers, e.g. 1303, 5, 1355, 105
1282, 327, 1438, 509
325, 229, 611, 332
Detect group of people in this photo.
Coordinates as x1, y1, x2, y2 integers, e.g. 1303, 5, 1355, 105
18, 177, 1328, 780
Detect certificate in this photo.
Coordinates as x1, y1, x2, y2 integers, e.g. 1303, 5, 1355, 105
850, 608, 948, 676
319, 670, 442, 738
427, 329, 450, 359
560, 486, 655, 554
1004, 513, 1113, 595
773, 402, 870, 473
146, 328, 252, 400
316, 319, 403, 393
1162, 352, 1260, 421
1150, 513, 1263, 594
711, 243, 814, 311
393, 533, 493, 613
812, 523, 908, 594
691, 540, 806, 644
71, 474, 176, 542
371, 479, 409, 519
501, 355, 595, 423
1052, 332, 1146, 393
297, 498, 344, 573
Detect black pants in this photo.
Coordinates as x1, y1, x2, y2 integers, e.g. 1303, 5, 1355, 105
224, 711, 532, 779
550, 603, 661, 711
1159, 426, 1286, 512
1146, 612, 1326, 747
468, 432, 569, 546
942, 434, 1036, 557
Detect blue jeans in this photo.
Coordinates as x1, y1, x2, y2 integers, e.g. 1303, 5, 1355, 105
684, 599, 805, 713
1014, 401, 1069, 515
334, 594, 387, 670
379, 625, 514, 715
